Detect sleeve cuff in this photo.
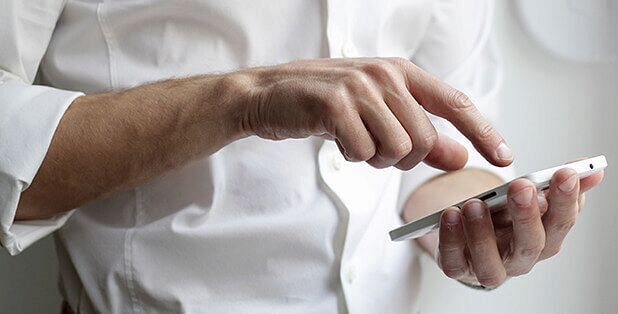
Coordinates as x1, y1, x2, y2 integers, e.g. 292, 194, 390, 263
0, 80, 83, 255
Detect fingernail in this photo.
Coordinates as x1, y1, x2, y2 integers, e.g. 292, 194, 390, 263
464, 200, 485, 220
496, 142, 513, 162
558, 174, 578, 193
444, 210, 460, 224
511, 187, 533, 207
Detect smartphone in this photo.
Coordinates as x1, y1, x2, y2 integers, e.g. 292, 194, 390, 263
389, 155, 608, 241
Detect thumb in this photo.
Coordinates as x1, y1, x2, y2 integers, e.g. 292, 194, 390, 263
423, 133, 468, 171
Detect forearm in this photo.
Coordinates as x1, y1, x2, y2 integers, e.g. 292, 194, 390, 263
15, 56, 512, 222
403, 168, 504, 255
16, 74, 249, 220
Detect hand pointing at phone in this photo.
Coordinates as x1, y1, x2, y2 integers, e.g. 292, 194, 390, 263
18, 57, 512, 220
236, 57, 513, 171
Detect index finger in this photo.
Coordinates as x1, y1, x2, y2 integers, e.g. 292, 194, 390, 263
401, 60, 513, 167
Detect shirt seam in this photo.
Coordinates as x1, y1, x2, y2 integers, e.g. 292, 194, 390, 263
124, 187, 143, 314
96, 3, 117, 91
317, 142, 350, 313
97, 4, 140, 313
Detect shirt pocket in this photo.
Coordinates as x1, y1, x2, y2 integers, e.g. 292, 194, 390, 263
96, 0, 324, 89
97, 0, 251, 89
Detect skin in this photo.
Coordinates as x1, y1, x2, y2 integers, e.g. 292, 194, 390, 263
14, 57, 604, 288
17, 57, 510, 219
404, 167, 604, 288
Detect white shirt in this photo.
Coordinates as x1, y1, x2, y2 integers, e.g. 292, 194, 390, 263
0, 0, 513, 313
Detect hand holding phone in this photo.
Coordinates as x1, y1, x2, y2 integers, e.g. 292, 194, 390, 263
390, 156, 607, 288
390, 156, 607, 241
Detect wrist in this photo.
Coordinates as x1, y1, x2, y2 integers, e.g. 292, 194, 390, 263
209, 70, 262, 141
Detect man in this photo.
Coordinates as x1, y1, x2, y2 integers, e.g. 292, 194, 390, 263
0, 0, 603, 313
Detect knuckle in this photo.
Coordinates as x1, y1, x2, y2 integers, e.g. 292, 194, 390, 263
476, 121, 496, 142
507, 266, 532, 277
386, 57, 410, 68
516, 244, 544, 259
443, 266, 467, 279
345, 69, 371, 88
382, 139, 412, 159
468, 237, 493, 248
448, 89, 474, 111
555, 218, 577, 233
361, 61, 388, 76
414, 130, 438, 154
349, 146, 376, 162
477, 272, 506, 288
542, 246, 561, 259
439, 243, 463, 254
366, 156, 391, 169
514, 213, 540, 228
363, 59, 400, 80
395, 159, 420, 171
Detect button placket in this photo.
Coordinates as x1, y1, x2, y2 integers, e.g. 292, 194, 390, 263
332, 153, 344, 171
346, 264, 357, 284
325, 0, 351, 58
341, 40, 358, 58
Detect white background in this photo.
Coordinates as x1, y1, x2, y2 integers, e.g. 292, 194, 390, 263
1, 1, 616, 313
417, 1, 618, 313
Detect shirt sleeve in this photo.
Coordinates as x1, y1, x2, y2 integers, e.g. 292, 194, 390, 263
397, 0, 516, 212
0, 0, 83, 255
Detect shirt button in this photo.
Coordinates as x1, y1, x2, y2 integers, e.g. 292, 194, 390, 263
346, 264, 357, 284
341, 41, 358, 58
332, 154, 344, 171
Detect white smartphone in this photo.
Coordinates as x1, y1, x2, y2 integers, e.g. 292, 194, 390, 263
389, 155, 608, 242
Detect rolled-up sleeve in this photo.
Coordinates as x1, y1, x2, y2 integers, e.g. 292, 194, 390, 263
398, 0, 516, 211
0, 0, 83, 255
